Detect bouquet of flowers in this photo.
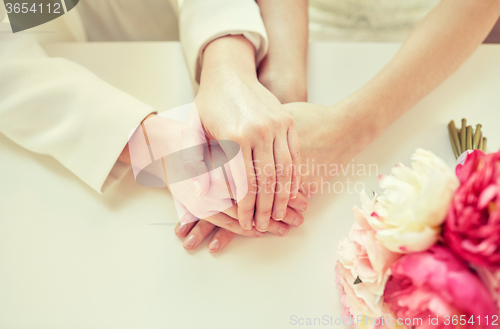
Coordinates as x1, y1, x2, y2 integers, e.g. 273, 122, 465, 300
336, 120, 499, 329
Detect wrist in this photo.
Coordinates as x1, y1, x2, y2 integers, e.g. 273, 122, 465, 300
259, 68, 307, 103
258, 56, 307, 103
200, 35, 258, 84
335, 93, 388, 145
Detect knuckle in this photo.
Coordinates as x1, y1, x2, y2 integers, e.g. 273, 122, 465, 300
276, 162, 292, 178
254, 123, 270, 138
259, 174, 276, 190
224, 127, 245, 144
239, 206, 255, 216
275, 195, 289, 204
290, 150, 301, 162
225, 219, 238, 231
197, 220, 212, 231
273, 119, 284, 130
228, 132, 245, 145
284, 115, 294, 127
246, 181, 258, 195
256, 206, 273, 217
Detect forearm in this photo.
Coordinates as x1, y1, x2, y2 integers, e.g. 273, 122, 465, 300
257, 0, 309, 102
200, 35, 258, 86
348, 0, 500, 137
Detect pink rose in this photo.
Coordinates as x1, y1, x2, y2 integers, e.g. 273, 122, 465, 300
444, 150, 500, 267
384, 246, 497, 329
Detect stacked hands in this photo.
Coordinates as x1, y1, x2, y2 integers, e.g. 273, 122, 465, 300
166, 35, 373, 253
129, 34, 364, 253
126, 0, 500, 254
173, 35, 311, 253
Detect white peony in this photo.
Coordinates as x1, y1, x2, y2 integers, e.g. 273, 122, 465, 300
364, 149, 459, 253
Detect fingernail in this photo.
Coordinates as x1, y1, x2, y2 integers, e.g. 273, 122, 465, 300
278, 226, 289, 236
293, 217, 303, 227
193, 180, 202, 196
274, 212, 284, 220
208, 239, 220, 252
183, 235, 196, 249
177, 223, 188, 234
244, 221, 252, 230
299, 204, 308, 212
258, 223, 268, 232
255, 231, 264, 237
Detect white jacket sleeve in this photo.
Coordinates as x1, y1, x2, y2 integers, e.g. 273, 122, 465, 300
179, 0, 269, 84
0, 31, 156, 193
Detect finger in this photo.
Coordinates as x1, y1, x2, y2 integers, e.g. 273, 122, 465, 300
280, 207, 304, 228
222, 202, 304, 230
205, 212, 264, 238
271, 135, 293, 221
253, 144, 276, 232
175, 221, 197, 237
287, 126, 302, 200
207, 228, 236, 253
267, 220, 290, 237
287, 192, 309, 213
181, 104, 210, 196
221, 145, 256, 231
183, 220, 217, 250
221, 204, 238, 219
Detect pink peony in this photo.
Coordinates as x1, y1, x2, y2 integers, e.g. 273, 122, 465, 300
335, 271, 398, 329
475, 266, 500, 310
336, 271, 363, 329
384, 246, 497, 329
336, 193, 402, 319
444, 150, 500, 267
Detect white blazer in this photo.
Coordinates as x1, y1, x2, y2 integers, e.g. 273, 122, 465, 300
0, 0, 268, 193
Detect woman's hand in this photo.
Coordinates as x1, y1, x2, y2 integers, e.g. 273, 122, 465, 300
175, 99, 375, 253
196, 35, 302, 233
175, 193, 309, 253
284, 100, 383, 197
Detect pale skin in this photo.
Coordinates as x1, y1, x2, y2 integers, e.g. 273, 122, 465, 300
173, 0, 310, 253
178, 0, 500, 252
119, 113, 309, 241
195, 35, 303, 233
257, 0, 309, 103
119, 26, 310, 242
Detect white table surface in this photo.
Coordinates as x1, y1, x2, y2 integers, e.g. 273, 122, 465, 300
1, 42, 499, 329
